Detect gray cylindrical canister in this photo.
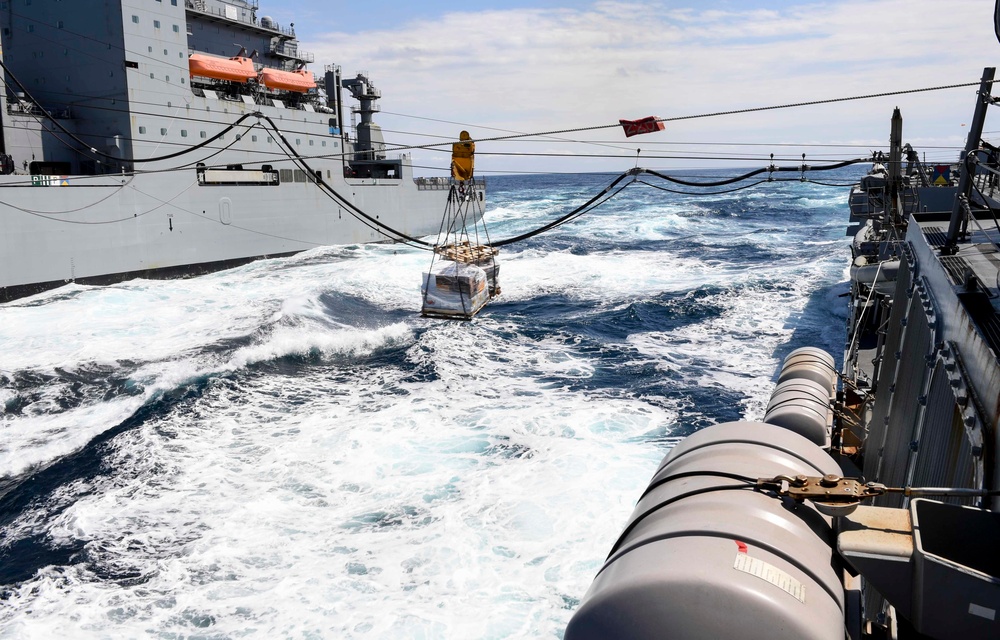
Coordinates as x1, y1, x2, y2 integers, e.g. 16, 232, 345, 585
764, 377, 833, 447
776, 347, 837, 394
566, 421, 845, 640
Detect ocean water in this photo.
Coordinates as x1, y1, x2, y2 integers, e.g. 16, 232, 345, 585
0, 168, 858, 639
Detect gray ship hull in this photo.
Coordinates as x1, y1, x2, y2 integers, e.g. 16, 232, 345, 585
0, 0, 483, 302
0, 169, 470, 301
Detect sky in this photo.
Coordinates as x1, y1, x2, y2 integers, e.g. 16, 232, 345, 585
258, 0, 1000, 175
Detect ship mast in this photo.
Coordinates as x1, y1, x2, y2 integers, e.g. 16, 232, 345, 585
341, 73, 386, 162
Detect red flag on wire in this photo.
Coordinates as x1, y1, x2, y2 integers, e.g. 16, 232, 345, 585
619, 116, 665, 137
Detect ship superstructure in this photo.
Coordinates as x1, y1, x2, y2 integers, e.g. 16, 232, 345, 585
0, 0, 483, 302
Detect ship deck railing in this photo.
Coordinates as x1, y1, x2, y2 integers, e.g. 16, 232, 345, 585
270, 42, 314, 63
187, 0, 295, 38
414, 177, 486, 191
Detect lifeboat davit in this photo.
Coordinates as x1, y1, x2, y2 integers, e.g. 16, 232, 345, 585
188, 54, 257, 83
259, 68, 316, 93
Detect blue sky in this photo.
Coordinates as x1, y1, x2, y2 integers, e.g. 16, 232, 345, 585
257, 0, 999, 174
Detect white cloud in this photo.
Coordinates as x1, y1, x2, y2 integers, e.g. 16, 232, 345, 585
305, 1, 998, 173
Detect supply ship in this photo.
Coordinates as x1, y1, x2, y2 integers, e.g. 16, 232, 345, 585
565, 64, 1000, 640
0, 0, 484, 303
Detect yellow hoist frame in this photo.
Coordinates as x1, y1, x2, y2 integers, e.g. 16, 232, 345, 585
451, 130, 475, 182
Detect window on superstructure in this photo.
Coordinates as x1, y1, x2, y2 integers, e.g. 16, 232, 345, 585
139, 126, 146, 134
165, 75, 170, 82
173, 25, 179, 33
160, 128, 167, 135
321, 141, 326, 147
181, 130, 187, 137
200, 131, 207, 138
252, 135, 257, 142
154, 20, 160, 29
171, 0, 177, 4
309, 140, 314, 146
296, 139, 301, 145
132, 15, 139, 24
57, 21, 63, 28
27, 24, 32, 32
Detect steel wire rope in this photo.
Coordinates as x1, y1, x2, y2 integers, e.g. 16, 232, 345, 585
490, 155, 872, 245
126, 180, 330, 247
0, 76, 912, 166
7, 0, 948, 161
255, 113, 435, 249
377, 110, 965, 153
636, 178, 770, 196
490, 173, 636, 247
966, 174, 1000, 250
0, 175, 133, 215
596, 482, 845, 608
0, 58, 263, 164
359, 79, 999, 158
643, 158, 866, 187
6, 177, 199, 225
601, 484, 759, 563
152, 121, 267, 171
801, 179, 864, 187
473, 151, 872, 162
0, 65, 891, 176
0, 13, 984, 165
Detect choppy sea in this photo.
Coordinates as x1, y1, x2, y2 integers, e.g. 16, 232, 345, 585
0, 167, 859, 638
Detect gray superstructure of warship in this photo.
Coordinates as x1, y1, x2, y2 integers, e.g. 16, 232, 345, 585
0, 0, 483, 303
564, 59, 1000, 640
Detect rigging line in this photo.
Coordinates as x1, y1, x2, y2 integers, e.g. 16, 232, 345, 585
0, 176, 132, 215
847, 260, 886, 383
491, 172, 635, 247
160, 122, 266, 171
375, 79, 996, 154
5, 101, 281, 175
472, 151, 871, 162
967, 178, 1000, 248
126, 180, 329, 248
12, 86, 351, 142
377, 112, 640, 154
377, 111, 964, 152
256, 114, 435, 250
257, 117, 431, 250
3, 177, 198, 224
0, 8, 314, 110
0, 57, 260, 164
803, 179, 861, 188
643, 158, 867, 187
636, 178, 770, 196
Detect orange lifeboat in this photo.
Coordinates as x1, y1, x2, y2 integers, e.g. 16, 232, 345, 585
258, 68, 316, 93
188, 53, 257, 83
